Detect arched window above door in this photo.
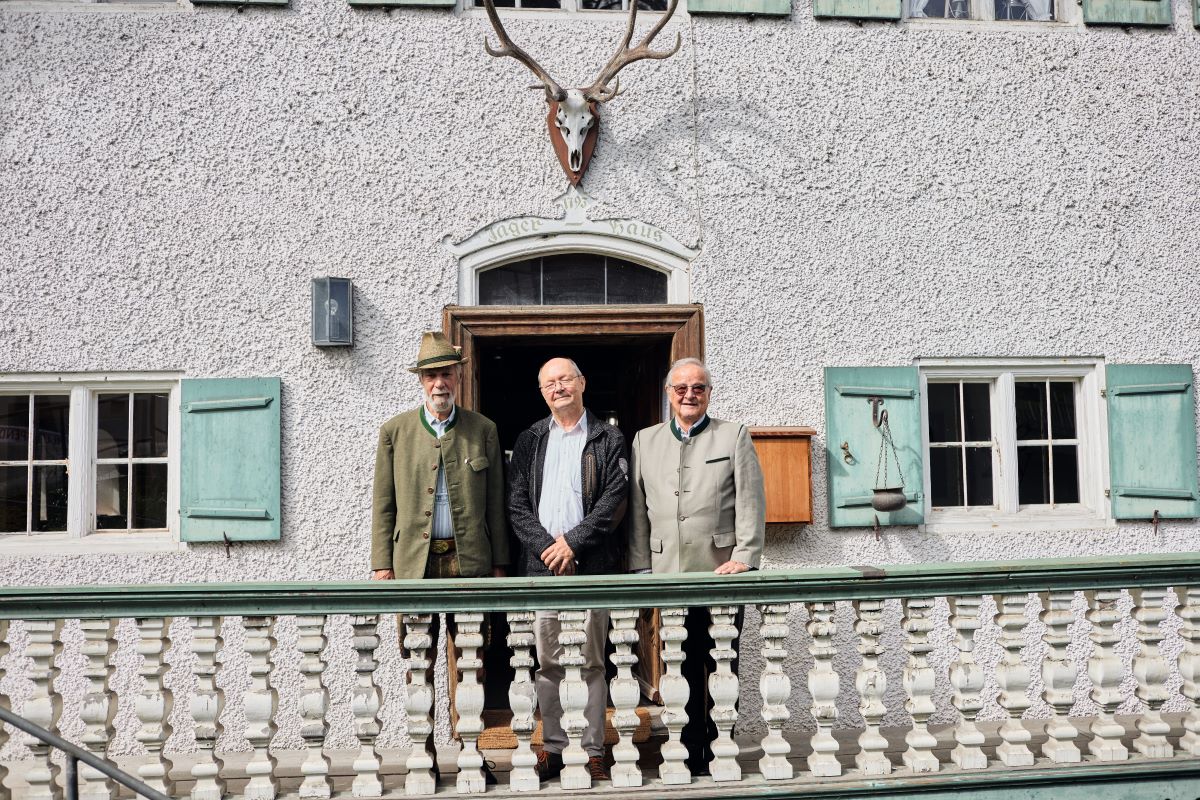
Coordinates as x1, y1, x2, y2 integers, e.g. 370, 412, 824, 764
478, 254, 668, 305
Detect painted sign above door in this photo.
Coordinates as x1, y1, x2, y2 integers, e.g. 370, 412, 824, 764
482, 0, 682, 185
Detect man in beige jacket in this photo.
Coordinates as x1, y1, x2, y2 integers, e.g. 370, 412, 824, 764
628, 357, 765, 776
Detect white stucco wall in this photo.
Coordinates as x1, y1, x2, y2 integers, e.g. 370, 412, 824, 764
2, 0, 1200, 755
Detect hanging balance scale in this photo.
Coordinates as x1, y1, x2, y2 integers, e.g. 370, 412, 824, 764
869, 398, 907, 513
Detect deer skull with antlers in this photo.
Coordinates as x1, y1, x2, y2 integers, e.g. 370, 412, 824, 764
483, 0, 680, 184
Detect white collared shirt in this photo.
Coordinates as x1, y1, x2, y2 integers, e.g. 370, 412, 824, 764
678, 413, 708, 440
424, 404, 457, 540
538, 411, 588, 538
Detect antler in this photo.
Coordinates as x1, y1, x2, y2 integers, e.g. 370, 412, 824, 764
482, 0, 567, 102
583, 0, 681, 103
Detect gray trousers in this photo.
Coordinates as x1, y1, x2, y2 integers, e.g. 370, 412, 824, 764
534, 609, 610, 758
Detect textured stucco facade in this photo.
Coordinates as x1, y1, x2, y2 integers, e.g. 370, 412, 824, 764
1, 0, 1200, 755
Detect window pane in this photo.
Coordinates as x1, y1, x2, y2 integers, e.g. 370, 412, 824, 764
97, 394, 129, 459
995, 0, 1052, 18
962, 383, 991, 442
965, 446, 994, 506
929, 446, 964, 506
1015, 382, 1048, 440
1049, 382, 1076, 439
606, 260, 668, 304
0, 395, 29, 462
479, 260, 540, 305
32, 465, 68, 532
133, 394, 169, 458
1053, 445, 1080, 504
96, 462, 128, 529
132, 464, 168, 529
927, 384, 961, 443
0, 466, 26, 533
1017, 445, 1050, 505
912, 0, 969, 17
34, 395, 70, 461
542, 254, 605, 305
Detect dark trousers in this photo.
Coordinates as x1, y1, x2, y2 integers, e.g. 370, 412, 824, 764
681, 605, 744, 771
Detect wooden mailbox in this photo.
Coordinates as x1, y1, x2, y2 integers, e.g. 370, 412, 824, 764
750, 426, 815, 524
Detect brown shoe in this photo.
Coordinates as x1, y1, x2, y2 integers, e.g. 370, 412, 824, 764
587, 755, 610, 781
536, 750, 564, 781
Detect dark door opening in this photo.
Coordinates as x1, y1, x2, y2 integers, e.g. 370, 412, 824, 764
476, 334, 672, 711
478, 335, 672, 457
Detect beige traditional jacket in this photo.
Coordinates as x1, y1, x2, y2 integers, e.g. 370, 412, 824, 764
628, 416, 765, 574
371, 406, 509, 579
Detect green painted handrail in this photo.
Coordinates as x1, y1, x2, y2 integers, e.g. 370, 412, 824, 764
2, 552, 1198, 620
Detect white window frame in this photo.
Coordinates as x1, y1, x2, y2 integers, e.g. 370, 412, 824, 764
917, 357, 1113, 533
461, 0, 686, 17
900, 0, 1080, 26
0, 0, 184, 14
0, 372, 185, 556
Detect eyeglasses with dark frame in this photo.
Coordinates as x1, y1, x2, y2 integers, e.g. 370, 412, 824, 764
669, 383, 709, 397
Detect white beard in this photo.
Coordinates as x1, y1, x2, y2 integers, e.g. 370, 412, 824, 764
424, 388, 456, 417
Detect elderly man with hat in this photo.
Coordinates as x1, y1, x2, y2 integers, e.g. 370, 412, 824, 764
371, 331, 509, 783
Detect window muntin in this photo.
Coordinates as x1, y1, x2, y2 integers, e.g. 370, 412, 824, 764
905, 0, 1054, 19
478, 254, 668, 305
95, 392, 169, 532
0, 394, 70, 534
919, 361, 1106, 528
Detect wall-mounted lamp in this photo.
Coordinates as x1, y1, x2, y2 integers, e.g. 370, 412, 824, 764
311, 277, 353, 347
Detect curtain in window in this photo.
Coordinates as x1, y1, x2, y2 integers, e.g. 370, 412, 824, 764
1022, 0, 1052, 19
905, 0, 932, 16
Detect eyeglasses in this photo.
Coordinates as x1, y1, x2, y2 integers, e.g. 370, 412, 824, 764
540, 376, 580, 392
670, 383, 709, 397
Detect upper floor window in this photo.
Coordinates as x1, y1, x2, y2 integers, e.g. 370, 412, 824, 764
0, 377, 179, 550
905, 0, 1053, 19
473, 0, 667, 10
478, 254, 668, 305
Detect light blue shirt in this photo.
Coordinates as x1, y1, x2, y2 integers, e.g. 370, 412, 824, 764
424, 404, 457, 540
538, 411, 587, 538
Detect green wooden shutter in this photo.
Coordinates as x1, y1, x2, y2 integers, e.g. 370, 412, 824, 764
688, 0, 791, 15
825, 366, 924, 527
181, 378, 282, 542
1083, 0, 1170, 24
812, 0, 900, 19
1106, 364, 1200, 520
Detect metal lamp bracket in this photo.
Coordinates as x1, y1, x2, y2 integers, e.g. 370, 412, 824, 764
869, 397, 887, 428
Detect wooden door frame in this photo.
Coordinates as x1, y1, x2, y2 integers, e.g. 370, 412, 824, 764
442, 304, 705, 411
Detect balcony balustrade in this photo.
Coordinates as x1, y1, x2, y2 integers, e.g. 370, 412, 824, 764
2, 553, 1200, 798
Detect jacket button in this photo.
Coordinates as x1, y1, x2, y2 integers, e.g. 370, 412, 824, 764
434, 443, 441, 449
423, 533, 430, 539
674, 491, 679, 496
425, 510, 432, 517
428, 487, 434, 494
679, 515, 687, 521
432, 464, 438, 470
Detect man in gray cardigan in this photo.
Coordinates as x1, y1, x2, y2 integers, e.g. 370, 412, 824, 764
507, 357, 628, 784
628, 357, 765, 776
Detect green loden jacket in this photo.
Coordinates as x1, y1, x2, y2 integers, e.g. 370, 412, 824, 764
371, 406, 509, 579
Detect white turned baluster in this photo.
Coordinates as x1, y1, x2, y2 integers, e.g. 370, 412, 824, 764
805, 601, 840, 777
853, 600, 889, 775
24, 620, 62, 800
242, 617, 279, 800
556, 609, 591, 790
947, 596, 986, 770
135, 618, 175, 796
1131, 588, 1173, 758
992, 594, 1035, 767
708, 605, 741, 782
454, 612, 487, 794
758, 603, 793, 780
1086, 589, 1129, 761
402, 614, 436, 796
1177, 587, 1200, 755
506, 612, 539, 792
78, 619, 119, 800
297, 616, 332, 799
189, 617, 225, 800
901, 597, 938, 773
608, 608, 643, 788
350, 616, 384, 797
1038, 591, 1080, 763
0, 620, 10, 796
658, 607, 691, 785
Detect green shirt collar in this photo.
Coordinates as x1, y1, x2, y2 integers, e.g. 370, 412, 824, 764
670, 414, 710, 441
421, 404, 458, 438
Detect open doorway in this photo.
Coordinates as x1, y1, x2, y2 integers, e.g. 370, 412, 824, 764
478, 336, 672, 458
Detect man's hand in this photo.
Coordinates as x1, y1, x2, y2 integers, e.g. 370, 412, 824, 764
541, 537, 576, 575
714, 560, 750, 575
492, 566, 508, 578
371, 569, 395, 580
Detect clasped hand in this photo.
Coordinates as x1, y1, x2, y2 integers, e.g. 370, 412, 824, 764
541, 536, 576, 576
